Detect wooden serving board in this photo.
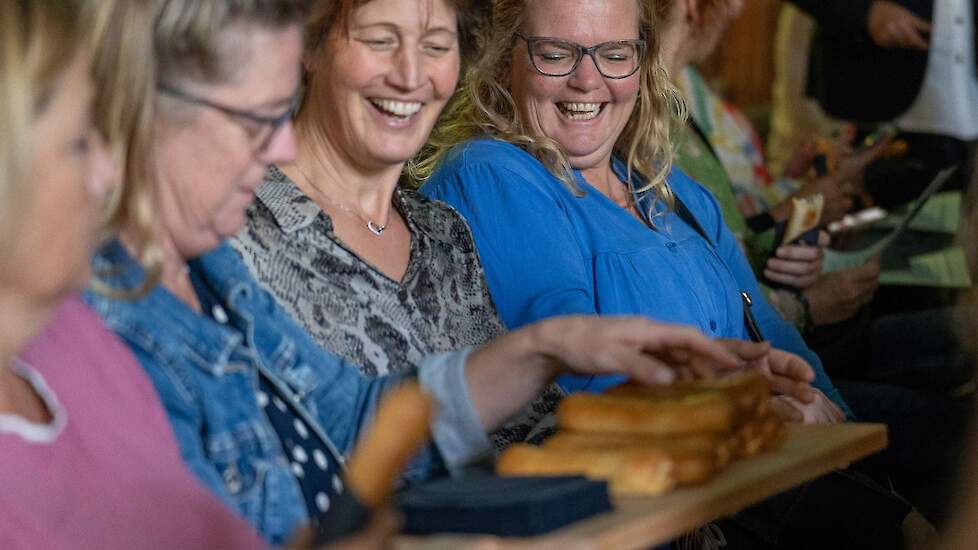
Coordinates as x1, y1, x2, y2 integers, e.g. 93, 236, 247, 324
395, 423, 887, 550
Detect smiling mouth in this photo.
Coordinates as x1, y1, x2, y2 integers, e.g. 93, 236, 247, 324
557, 102, 605, 121
369, 98, 425, 119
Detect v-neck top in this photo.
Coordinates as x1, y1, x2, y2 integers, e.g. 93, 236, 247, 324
232, 166, 506, 378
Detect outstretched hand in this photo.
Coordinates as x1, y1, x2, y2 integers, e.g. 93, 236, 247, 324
718, 339, 815, 404
533, 316, 745, 386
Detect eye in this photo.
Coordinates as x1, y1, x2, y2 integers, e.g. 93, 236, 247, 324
600, 48, 633, 63
422, 42, 454, 56
357, 36, 397, 50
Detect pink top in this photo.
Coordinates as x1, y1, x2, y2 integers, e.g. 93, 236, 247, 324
0, 295, 267, 550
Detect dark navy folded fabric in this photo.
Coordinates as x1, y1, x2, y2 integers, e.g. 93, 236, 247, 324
396, 474, 612, 537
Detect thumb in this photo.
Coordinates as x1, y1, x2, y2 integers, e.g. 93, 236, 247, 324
721, 339, 771, 362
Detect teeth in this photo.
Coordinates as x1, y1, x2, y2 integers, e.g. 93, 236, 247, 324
558, 102, 602, 121
370, 98, 423, 117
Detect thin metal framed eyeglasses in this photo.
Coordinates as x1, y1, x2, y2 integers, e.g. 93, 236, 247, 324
157, 82, 300, 154
515, 34, 646, 79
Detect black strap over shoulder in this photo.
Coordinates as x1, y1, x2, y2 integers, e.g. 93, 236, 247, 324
672, 194, 766, 343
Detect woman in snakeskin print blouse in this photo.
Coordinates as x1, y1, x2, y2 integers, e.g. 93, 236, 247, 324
231, 0, 561, 444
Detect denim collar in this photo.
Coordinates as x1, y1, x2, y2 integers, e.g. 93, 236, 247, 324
89, 240, 250, 376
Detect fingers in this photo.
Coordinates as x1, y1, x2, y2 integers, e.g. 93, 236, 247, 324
771, 378, 816, 404
767, 349, 815, 383
898, 22, 930, 50
618, 350, 677, 385
640, 323, 743, 371
763, 269, 819, 289
774, 243, 823, 262
718, 338, 771, 362
882, 12, 931, 49
858, 260, 882, 278
769, 397, 804, 423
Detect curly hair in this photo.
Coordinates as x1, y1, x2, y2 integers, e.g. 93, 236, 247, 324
411, 0, 685, 213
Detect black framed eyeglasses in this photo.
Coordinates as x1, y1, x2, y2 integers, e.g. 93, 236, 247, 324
516, 34, 646, 79
157, 82, 300, 154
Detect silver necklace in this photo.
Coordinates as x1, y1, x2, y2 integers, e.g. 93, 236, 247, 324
294, 163, 388, 236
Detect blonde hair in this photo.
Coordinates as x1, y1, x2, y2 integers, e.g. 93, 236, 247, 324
0, 0, 80, 259
83, 0, 164, 296
412, 0, 685, 210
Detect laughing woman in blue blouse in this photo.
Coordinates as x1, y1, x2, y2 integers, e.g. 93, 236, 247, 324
419, 0, 848, 423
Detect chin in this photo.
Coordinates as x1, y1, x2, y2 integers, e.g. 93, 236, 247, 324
365, 147, 421, 169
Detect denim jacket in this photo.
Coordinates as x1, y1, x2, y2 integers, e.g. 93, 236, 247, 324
85, 241, 490, 545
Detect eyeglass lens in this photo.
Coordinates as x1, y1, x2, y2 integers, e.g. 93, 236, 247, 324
528, 39, 642, 79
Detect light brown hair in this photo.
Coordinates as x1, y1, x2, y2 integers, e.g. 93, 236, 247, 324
84, 0, 163, 295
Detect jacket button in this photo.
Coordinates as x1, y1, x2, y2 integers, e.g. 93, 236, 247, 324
709, 320, 717, 331
223, 466, 243, 494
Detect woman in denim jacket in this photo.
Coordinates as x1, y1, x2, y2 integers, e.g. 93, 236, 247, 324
83, 0, 761, 545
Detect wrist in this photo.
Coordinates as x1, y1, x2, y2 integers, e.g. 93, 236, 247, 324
519, 320, 565, 384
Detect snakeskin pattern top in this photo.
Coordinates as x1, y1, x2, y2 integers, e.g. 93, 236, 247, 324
233, 165, 506, 376
232, 166, 564, 446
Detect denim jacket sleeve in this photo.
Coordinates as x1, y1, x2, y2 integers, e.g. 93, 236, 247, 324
231, 258, 491, 477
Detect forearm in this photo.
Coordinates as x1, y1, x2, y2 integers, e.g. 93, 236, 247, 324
416, 329, 563, 471
464, 324, 559, 430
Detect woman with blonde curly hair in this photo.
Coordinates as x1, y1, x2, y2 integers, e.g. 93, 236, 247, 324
420, 0, 847, 421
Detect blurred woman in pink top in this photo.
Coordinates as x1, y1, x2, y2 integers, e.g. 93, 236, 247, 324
0, 1, 264, 548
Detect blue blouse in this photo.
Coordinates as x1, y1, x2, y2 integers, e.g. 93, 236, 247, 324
422, 138, 850, 416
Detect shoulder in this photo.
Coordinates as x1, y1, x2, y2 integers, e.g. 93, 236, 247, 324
423, 138, 569, 207
400, 189, 478, 251
429, 139, 556, 187
667, 168, 725, 228
22, 295, 136, 370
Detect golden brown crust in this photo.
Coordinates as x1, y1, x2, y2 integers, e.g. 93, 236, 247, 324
496, 445, 677, 496
345, 382, 433, 508
544, 431, 723, 485
557, 391, 736, 436
608, 370, 771, 425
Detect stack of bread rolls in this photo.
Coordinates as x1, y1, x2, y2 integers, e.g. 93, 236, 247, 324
496, 371, 786, 496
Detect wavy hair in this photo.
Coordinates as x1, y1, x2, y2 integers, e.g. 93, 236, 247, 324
411, 0, 685, 211
83, 0, 164, 296
0, 0, 80, 260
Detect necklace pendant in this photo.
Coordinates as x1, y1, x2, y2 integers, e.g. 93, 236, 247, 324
367, 220, 386, 236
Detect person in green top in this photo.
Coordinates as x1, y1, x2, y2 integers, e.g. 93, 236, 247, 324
659, 1, 883, 334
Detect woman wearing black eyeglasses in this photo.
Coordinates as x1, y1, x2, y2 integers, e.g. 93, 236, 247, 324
419, 0, 838, 420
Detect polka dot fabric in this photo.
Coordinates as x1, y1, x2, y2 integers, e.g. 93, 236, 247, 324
257, 375, 345, 526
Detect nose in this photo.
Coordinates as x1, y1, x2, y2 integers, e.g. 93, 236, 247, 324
567, 53, 603, 92
387, 46, 423, 90
258, 120, 298, 165
86, 130, 117, 199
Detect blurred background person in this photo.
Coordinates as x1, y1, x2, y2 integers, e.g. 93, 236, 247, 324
0, 0, 265, 547
787, 0, 977, 205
